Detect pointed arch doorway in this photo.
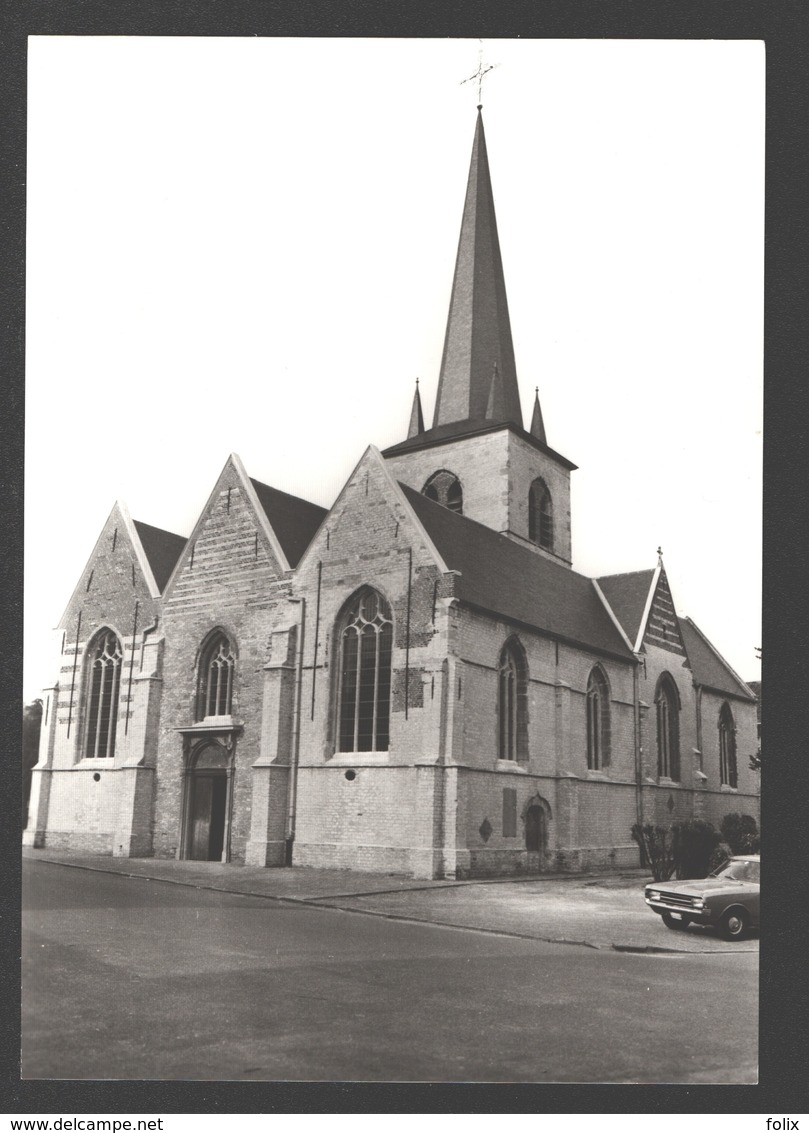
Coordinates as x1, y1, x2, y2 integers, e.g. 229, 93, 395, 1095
181, 739, 234, 861
523, 795, 551, 870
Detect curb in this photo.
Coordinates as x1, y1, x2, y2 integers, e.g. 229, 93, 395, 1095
25, 854, 754, 956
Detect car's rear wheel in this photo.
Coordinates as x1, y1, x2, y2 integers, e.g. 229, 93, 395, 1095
719, 908, 748, 940
661, 912, 691, 930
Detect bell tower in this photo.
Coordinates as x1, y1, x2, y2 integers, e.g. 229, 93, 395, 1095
383, 107, 576, 567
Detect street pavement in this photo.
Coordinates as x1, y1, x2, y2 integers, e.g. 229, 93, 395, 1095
22, 852, 758, 1082
22, 847, 759, 954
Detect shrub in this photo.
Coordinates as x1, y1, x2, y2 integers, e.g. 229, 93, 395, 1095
631, 824, 675, 881
720, 813, 760, 855
710, 841, 733, 873
672, 819, 722, 879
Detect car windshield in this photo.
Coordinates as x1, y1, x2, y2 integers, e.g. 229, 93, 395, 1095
712, 859, 760, 883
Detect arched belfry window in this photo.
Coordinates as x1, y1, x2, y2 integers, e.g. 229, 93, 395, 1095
586, 666, 611, 770
337, 588, 393, 753
498, 638, 528, 762
197, 632, 236, 720
655, 673, 681, 781
529, 479, 553, 550
84, 629, 123, 759
719, 702, 738, 788
422, 470, 463, 515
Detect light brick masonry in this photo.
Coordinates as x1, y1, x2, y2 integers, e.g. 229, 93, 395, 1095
25, 107, 759, 878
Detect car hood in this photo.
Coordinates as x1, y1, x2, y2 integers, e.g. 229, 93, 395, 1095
646, 878, 757, 898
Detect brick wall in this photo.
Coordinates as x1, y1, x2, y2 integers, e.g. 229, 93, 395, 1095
385, 428, 574, 567
385, 430, 511, 535
505, 431, 573, 566
25, 504, 165, 853
155, 461, 291, 862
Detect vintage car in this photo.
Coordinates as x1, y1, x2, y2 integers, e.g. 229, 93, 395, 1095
644, 854, 760, 940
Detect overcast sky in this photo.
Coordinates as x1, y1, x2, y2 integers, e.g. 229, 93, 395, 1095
24, 37, 764, 700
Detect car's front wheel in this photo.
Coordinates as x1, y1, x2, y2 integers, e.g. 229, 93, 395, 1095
661, 912, 691, 930
718, 907, 748, 940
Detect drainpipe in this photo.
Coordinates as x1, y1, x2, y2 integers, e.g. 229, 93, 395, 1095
285, 597, 306, 866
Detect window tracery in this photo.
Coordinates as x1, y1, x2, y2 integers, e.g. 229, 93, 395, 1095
84, 629, 123, 759
337, 588, 393, 753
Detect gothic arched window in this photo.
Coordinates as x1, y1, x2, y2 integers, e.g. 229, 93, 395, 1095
197, 632, 236, 719
498, 638, 528, 762
656, 673, 681, 781
422, 470, 463, 515
528, 478, 553, 550
719, 702, 738, 788
586, 666, 611, 770
337, 588, 393, 753
84, 629, 123, 760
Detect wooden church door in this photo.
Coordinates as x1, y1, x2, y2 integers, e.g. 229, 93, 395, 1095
184, 742, 231, 861
188, 773, 227, 860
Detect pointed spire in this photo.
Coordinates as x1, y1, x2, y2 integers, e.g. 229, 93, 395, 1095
485, 362, 505, 420
407, 379, 425, 438
432, 108, 523, 433
530, 386, 547, 444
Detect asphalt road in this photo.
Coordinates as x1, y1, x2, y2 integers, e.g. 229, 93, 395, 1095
22, 859, 758, 1083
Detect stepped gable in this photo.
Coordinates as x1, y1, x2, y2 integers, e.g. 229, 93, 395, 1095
680, 617, 756, 702
132, 521, 187, 593
249, 479, 327, 568
596, 569, 655, 646
401, 484, 632, 659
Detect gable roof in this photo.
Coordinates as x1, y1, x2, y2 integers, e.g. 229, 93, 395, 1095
132, 521, 186, 593
250, 479, 328, 568
680, 617, 756, 702
596, 570, 655, 646
401, 485, 634, 661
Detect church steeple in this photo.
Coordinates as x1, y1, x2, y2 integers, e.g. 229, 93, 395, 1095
407, 380, 425, 438
383, 105, 576, 568
433, 108, 523, 432
530, 387, 547, 444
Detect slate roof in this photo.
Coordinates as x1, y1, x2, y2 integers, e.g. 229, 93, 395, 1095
596, 570, 655, 646
401, 485, 633, 660
133, 521, 187, 593
680, 618, 756, 702
431, 108, 523, 432
383, 418, 577, 469
250, 479, 327, 568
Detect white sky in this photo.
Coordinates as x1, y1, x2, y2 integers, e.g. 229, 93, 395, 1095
25, 37, 764, 701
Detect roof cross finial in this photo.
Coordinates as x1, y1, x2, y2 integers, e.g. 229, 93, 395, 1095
461, 40, 498, 106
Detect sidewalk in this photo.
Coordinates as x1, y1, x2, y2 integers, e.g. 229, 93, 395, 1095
22, 847, 758, 954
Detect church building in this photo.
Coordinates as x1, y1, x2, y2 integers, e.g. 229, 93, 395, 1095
25, 107, 759, 878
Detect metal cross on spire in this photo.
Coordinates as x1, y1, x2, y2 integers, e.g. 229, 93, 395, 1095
461, 41, 498, 105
